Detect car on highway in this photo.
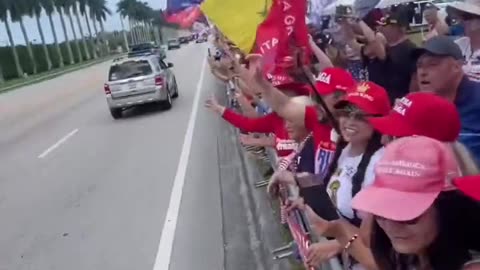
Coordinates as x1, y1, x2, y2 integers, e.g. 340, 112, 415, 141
128, 42, 166, 59
196, 36, 207, 43
167, 39, 181, 50
104, 55, 179, 119
179, 36, 189, 44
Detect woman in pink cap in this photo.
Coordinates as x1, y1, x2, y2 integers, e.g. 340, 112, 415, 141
352, 136, 480, 270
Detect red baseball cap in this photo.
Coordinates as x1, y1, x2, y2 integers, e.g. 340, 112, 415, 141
352, 136, 460, 221
454, 175, 480, 201
334, 81, 391, 116
369, 92, 461, 142
314, 68, 356, 96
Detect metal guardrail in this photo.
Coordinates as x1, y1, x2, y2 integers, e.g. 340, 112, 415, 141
224, 77, 342, 270
266, 148, 343, 270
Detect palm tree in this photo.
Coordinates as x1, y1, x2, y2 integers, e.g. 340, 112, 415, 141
59, 0, 84, 62
131, 19, 140, 43
41, 0, 65, 68
117, 0, 139, 44
78, 0, 97, 59
0, 64, 4, 83
136, 2, 149, 42
153, 9, 169, 44
53, 0, 75, 65
8, 0, 37, 74
91, 16, 101, 56
72, 1, 91, 60
0, 0, 23, 78
138, 2, 155, 43
119, 15, 129, 50
28, 0, 53, 70
89, 0, 111, 55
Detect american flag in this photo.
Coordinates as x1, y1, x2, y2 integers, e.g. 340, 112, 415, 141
276, 133, 312, 172
277, 134, 312, 225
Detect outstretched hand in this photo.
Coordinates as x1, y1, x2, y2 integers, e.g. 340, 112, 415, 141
238, 133, 259, 146
204, 95, 225, 115
233, 54, 271, 94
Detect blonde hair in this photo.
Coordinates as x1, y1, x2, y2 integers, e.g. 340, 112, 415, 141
290, 96, 315, 106
451, 141, 480, 176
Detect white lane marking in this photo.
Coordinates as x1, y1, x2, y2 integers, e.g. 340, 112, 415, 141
38, 129, 79, 159
152, 52, 207, 270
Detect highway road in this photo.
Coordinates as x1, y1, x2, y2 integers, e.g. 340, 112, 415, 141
0, 43, 227, 270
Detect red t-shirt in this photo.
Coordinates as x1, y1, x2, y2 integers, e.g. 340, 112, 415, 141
304, 106, 336, 177
222, 109, 297, 157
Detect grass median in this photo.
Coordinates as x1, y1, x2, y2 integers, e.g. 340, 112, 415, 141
0, 54, 121, 94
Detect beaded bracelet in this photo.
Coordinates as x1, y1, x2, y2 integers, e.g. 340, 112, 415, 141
344, 234, 359, 251
342, 234, 359, 270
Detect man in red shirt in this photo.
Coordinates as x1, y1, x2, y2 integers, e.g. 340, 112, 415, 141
205, 96, 297, 157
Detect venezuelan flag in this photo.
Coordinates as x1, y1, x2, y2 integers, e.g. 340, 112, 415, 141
200, 0, 273, 53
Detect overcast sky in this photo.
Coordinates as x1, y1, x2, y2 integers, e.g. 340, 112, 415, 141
0, 0, 167, 46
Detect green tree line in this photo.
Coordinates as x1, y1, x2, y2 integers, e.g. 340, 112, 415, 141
0, 0, 180, 82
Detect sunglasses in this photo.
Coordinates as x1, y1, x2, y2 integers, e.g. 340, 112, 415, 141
336, 107, 379, 120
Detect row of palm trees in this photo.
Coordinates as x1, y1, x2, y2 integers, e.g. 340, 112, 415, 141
117, 0, 164, 47
0, 0, 112, 79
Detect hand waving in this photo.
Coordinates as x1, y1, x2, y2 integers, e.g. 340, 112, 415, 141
204, 95, 225, 115
234, 54, 271, 94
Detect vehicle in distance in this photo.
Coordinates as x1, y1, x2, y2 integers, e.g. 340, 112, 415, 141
179, 36, 189, 44
128, 42, 166, 59
167, 39, 181, 50
196, 36, 207, 43
104, 55, 179, 119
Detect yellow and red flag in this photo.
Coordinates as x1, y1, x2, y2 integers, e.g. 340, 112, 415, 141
202, 0, 311, 87
200, 0, 273, 53
253, 0, 311, 86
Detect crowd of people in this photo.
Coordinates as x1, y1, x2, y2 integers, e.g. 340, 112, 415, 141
204, 0, 480, 269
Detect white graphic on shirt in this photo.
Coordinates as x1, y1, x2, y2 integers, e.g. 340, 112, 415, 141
326, 145, 384, 219
276, 139, 298, 151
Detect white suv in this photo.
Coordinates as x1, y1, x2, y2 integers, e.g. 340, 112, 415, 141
104, 55, 179, 119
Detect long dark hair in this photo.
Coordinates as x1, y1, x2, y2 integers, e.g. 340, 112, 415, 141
370, 191, 480, 270
324, 131, 383, 198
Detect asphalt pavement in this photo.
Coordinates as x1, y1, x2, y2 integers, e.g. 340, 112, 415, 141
0, 43, 226, 270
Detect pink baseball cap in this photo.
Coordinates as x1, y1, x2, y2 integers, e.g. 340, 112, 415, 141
352, 136, 460, 221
